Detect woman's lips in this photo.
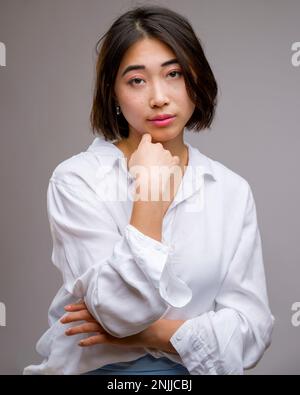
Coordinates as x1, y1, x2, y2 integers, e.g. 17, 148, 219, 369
148, 116, 176, 127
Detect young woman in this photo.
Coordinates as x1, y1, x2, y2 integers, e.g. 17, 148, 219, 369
24, 5, 274, 375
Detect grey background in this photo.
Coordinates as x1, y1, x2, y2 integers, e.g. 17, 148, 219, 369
0, 0, 299, 374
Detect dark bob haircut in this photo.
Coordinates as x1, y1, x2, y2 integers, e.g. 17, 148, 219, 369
90, 5, 218, 141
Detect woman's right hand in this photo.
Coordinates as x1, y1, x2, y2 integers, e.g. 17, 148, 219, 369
128, 133, 181, 202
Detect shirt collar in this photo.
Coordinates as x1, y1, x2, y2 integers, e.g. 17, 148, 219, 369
184, 141, 217, 182
86, 133, 217, 183
87, 133, 217, 211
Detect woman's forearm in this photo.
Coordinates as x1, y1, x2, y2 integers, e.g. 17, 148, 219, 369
130, 200, 165, 241
61, 303, 186, 353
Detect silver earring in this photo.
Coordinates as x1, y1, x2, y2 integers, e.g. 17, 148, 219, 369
116, 106, 121, 115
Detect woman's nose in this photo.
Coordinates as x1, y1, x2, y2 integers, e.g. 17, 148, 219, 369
149, 82, 170, 108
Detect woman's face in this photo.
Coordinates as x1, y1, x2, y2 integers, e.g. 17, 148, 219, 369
114, 38, 195, 143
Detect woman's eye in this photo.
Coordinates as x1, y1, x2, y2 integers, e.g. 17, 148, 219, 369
127, 71, 182, 86
168, 70, 183, 78
128, 78, 144, 86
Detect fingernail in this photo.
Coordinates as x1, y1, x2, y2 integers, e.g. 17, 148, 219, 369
64, 305, 71, 310
78, 341, 84, 346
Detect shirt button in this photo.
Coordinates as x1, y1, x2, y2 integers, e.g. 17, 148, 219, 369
176, 333, 182, 341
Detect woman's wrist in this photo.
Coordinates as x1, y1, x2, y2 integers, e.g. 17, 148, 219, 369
130, 200, 164, 241
146, 319, 186, 354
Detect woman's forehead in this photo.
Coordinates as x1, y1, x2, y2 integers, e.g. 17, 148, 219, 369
121, 38, 175, 63
118, 39, 177, 75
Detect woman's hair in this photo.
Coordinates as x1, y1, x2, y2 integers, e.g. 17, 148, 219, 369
90, 5, 218, 141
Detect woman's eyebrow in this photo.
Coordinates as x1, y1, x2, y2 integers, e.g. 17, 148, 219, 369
121, 58, 179, 77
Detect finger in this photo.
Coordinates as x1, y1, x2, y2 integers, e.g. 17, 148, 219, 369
172, 155, 180, 165
78, 334, 108, 347
65, 322, 102, 336
60, 310, 96, 324
64, 303, 86, 312
141, 133, 151, 143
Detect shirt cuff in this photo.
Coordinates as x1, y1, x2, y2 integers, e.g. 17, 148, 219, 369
125, 223, 170, 287
169, 317, 219, 374
125, 224, 192, 308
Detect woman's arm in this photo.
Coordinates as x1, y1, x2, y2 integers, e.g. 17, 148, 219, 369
61, 301, 185, 354
167, 182, 275, 374
48, 150, 190, 339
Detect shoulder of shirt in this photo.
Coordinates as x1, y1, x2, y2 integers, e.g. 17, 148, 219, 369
49, 150, 105, 190
193, 145, 251, 198
48, 137, 124, 193
205, 155, 254, 216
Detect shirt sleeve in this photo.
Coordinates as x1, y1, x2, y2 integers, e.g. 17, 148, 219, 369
47, 175, 192, 338
169, 182, 275, 375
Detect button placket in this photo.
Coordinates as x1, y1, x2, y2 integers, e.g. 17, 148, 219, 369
162, 204, 179, 254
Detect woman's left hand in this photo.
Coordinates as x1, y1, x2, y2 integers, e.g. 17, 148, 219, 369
60, 301, 156, 348
60, 301, 184, 353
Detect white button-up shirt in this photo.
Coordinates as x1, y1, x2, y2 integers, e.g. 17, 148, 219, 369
23, 131, 274, 375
